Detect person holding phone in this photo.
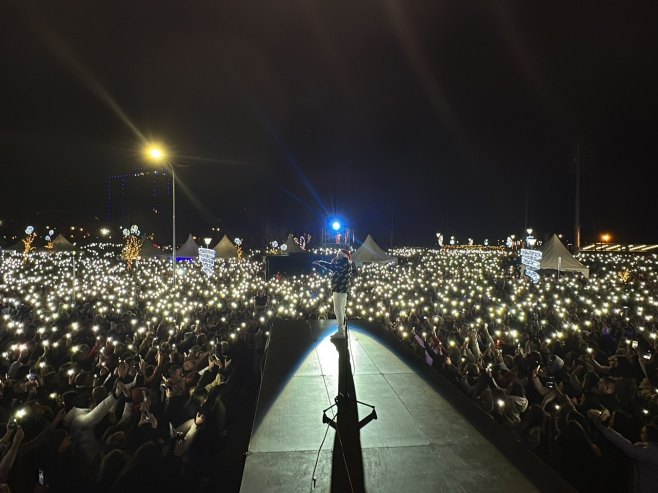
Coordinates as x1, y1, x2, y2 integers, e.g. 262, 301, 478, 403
313, 249, 357, 340
0, 423, 24, 484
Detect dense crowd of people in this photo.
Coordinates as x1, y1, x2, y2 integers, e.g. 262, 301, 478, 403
0, 249, 266, 492
384, 249, 658, 493
1, 245, 657, 492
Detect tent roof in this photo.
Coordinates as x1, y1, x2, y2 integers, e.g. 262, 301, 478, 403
540, 234, 589, 278
176, 234, 199, 258
283, 234, 303, 253
213, 235, 237, 258
5, 240, 23, 252
52, 233, 74, 251
353, 234, 397, 265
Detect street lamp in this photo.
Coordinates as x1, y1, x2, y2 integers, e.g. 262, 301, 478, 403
145, 143, 177, 289
203, 237, 212, 247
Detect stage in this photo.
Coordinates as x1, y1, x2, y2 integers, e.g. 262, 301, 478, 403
240, 319, 573, 493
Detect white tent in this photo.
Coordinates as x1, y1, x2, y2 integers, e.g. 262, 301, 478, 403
540, 234, 589, 278
352, 235, 397, 265
51, 233, 75, 252
5, 241, 23, 252
213, 235, 237, 259
176, 234, 199, 258
283, 234, 303, 253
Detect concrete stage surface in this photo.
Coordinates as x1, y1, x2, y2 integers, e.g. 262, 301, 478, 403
240, 319, 570, 493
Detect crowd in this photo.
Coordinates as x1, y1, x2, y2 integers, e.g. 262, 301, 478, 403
1, 245, 657, 492
384, 249, 658, 493
0, 249, 266, 492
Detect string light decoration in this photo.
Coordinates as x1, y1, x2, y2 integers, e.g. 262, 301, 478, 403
44, 229, 55, 251
294, 233, 312, 251
22, 226, 36, 257
442, 244, 505, 251
617, 270, 632, 283
122, 225, 142, 270
234, 238, 244, 262
268, 240, 280, 255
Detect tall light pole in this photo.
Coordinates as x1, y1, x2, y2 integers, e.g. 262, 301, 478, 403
574, 144, 581, 252
145, 144, 177, 289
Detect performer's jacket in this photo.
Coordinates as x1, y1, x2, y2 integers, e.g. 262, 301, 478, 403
316, 257, 357, 293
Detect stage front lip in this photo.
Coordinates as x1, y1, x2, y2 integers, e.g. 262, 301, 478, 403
240, 319, 555, 493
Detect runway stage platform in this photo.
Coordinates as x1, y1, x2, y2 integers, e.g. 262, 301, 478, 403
240, 319, 574, 493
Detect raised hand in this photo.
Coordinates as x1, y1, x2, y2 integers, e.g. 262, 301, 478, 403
13, 426, 25, 444
117, 361, 129, 379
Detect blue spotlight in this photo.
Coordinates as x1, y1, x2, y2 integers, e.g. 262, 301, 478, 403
331, 220, 341, 231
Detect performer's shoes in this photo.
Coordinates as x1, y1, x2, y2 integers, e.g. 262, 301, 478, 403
330, 331, 346, 340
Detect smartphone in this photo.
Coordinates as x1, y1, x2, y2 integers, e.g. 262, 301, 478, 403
632, 341, 639, 349
643, 352, 652, 360
27, 372, 38, 381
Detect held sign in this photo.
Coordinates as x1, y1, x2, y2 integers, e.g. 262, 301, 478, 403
198, 247, 216, 276
520, 248, 542, 284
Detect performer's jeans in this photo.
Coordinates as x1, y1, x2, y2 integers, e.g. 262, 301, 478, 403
332, 292, 347, 332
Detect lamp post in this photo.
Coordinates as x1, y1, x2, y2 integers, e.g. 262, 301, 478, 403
145, 144, 177, 289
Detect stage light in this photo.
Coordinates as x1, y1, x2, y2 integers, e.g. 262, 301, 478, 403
332, 221, 341, 231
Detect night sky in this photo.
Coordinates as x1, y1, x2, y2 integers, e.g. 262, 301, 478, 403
1, 2, 657, 246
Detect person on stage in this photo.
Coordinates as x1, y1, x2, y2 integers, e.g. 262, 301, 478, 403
313, 249, 357, 339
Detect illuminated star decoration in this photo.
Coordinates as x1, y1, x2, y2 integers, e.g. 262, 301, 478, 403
122, 225, 142, 270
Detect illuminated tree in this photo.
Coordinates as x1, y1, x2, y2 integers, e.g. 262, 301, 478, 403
235, 238, 244, 262
122, 225, 142, 270
22, 226, 36, 257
